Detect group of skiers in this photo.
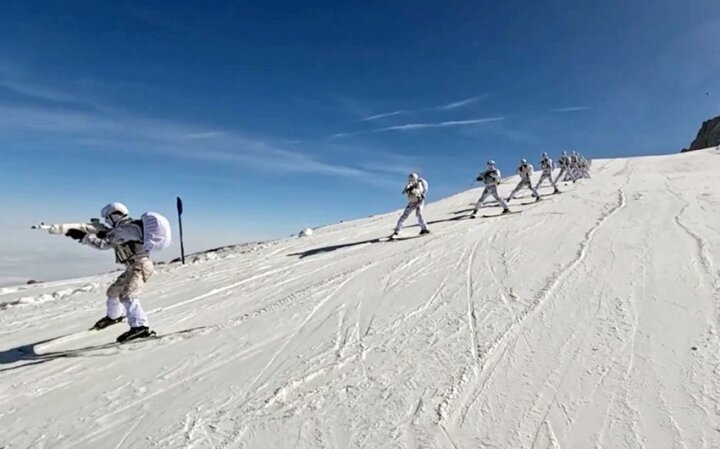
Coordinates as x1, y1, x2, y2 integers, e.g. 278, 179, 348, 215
51, 150, 589, 343
392, 150, 591, 238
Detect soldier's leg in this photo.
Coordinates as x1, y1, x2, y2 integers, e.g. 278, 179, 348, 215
473, 188, 491, 213
506, 182, 523, 201
490, 186, 509, 210
549, 173, 559, 191
119, 259, 154, 328
394, 203, 414, 233
528, 180, 541, 198
415, 202, 429, 231
105, 269, 131, 319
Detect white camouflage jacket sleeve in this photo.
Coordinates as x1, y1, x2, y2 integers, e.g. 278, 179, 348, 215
82, 223, 143, 250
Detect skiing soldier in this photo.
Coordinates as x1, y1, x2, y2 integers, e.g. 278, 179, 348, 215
554, 151, 575, 184
65, 202, 160, 342
471, 160, 510, 218
569, 151, 581, 180
392, 173, 430, 238
506, 159, 541, 203
577, 152, 591, 178
535, 152, 560, 194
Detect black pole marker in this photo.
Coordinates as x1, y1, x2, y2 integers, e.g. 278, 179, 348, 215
177, 196, 186, 265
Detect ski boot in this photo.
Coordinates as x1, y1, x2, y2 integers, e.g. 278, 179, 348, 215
91, 316, 124, 330
553, 188, 560, 194
117, 326, 156, 343
501, 208, 511, 214
535, 196, 542, 202
419, 229, 430, 236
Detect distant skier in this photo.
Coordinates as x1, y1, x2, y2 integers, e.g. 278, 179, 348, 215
554, 151, 576, 184
569, 151, 582, 180
391, 173, 430, 238
577, 153, 591, 178
65, 202, 159, 342
506, 159, 541, 203
471, 160, 510, 218
535, 152, 560, 194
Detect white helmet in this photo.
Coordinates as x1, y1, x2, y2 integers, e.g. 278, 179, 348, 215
101, 202, 129, 226
562, 150, 568, 156
520, 158, 527, 164
542, 152, 548, 158
408, 172, 419, 182
487, 160, 496, 168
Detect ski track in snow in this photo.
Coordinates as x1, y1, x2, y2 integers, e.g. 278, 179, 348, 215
2, 152, 720, 448
451, 185, 628, 430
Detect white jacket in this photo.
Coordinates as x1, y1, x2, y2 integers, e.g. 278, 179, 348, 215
404, 178, 428, 203
478, 168, 502, 186
83, 218, 148, 264
540, 158, 553, 174
518, 163, 534, 181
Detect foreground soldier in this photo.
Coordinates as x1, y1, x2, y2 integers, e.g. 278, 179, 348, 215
66, 202, 170, 342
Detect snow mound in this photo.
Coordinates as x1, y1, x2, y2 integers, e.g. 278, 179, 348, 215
0, 283, 97, 310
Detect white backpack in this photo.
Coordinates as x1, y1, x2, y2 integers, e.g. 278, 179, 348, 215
141, 212, 172, 251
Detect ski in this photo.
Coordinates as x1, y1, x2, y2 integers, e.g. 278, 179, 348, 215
31, 326, 206, 357
382, 232, 430, 242
478, 211, 522, 218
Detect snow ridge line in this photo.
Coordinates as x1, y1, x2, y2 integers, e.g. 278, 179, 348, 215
452, 188, 627, 426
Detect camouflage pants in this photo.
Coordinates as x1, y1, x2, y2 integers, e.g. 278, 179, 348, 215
106, 257, 154, 300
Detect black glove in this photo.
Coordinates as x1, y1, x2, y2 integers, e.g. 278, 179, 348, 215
66, 229, 87, 241
476, 176, 482, 182
96, 230, 108, 239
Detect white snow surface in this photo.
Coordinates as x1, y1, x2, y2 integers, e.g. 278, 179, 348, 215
2, 149, 720, 448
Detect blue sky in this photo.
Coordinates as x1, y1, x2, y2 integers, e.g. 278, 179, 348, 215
1, 0, 719, 283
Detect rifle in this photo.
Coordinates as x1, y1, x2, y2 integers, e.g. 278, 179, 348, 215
31, 218, 109, 235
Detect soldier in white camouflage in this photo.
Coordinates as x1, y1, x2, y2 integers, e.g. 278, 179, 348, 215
471, 160, 510, 218
66, 202, 155, 342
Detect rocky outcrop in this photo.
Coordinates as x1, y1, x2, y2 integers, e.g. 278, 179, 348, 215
682, 115, 720, 152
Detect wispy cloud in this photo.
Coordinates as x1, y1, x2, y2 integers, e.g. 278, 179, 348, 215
549, 106, 592, 113
183, 131, 227, 140
0, 80, 391, 183
333, 117, 505, 138
354, 94, 487, 123
0, 79, 79, 103
359, 110, 409, 121
374, 117, 505, 132
437, 95, 485, 111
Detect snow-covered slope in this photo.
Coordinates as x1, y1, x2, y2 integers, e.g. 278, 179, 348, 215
2, 149, 719, 449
